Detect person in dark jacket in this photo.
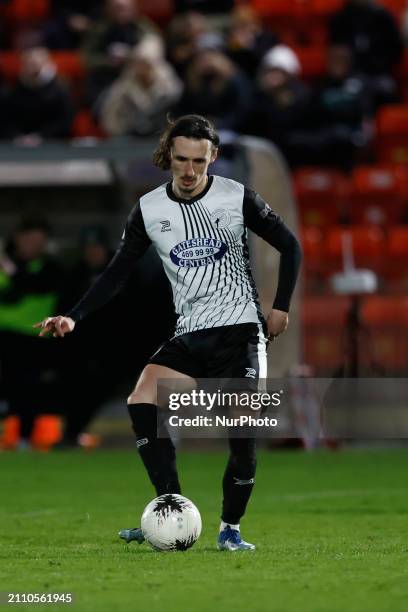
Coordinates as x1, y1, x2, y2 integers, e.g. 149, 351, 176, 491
329, 0, 402, 108
176, 46, 253, 132
82, 0, 161, 104
43, 0, 102, 50
244, 45, 311, 165
6, 47, 73, 143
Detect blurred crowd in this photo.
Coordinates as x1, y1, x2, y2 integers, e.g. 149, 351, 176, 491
0, 0, 407, 168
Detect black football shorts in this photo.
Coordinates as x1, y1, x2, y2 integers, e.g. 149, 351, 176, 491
148, 323, 268, 384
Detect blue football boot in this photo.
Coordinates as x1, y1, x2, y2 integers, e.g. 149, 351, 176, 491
118, 527, 145, 544
217, 526, 255, 551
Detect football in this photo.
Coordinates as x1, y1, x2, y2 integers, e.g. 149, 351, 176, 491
141, 494, 202, 552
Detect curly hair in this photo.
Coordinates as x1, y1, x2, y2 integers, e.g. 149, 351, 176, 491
153, 115, 220, 170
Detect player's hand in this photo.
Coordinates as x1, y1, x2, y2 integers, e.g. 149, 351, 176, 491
266, 309, 288, 341
33, 316, 75, 338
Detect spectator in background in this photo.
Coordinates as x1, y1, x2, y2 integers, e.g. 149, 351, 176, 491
227, 5, 279, 78
303, 45, 370, 168
6, 47, 73, 143
166, 11, 211, 78
43, 0, 102, 50
82, 0, 162, 104
244, 45, 310, 165
175, 46, 252, 132
329, 0, 402, 106
0, 218, 63, 448
99, 38, 182, 137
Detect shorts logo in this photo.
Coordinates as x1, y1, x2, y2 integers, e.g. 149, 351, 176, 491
170, 238, 228, 268
160, 220, 171, 232
245, 367, 256, 379
210, 209, 231, 229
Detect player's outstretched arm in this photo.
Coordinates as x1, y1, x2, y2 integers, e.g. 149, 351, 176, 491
33, 315, 75, 338
35, 201, 152, 331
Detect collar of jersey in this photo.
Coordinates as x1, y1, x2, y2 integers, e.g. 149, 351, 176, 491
166, 175, 214, 204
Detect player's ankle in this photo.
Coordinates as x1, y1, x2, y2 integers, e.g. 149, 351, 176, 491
220, 520, 240, 532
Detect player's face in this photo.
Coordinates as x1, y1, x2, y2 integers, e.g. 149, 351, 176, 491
170, 136, 217, 199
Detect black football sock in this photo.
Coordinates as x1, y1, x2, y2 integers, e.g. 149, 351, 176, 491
221, 438, 257, 525
128, 403, 181, 496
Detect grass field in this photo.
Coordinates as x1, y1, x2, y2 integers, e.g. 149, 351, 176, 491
1, 448, 408, 612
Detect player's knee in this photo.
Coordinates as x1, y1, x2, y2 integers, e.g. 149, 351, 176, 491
127, 391, 150, 405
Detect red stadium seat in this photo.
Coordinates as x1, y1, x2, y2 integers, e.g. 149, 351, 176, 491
72, 110, 106, 139
377, 0, 406, 21
324, 225, 385, 273
376, 105, 408, 164
52, 52, 85, 82
0, 51, 84, 85
294, 46, 327, 80
137, 0, 173, 26
294, 167, 350, 227
300, 226, 324, 289
350, 165, 408, 225
310, 0, 345, 16
4, 0, 50, 22
361, 296, 408, 371
301, 296, 350, 370
0, 51, 20, 82
385, 227, 408, 285
251, 0, 307, 19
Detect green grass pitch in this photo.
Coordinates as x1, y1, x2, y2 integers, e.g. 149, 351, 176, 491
1, 449, 408, 611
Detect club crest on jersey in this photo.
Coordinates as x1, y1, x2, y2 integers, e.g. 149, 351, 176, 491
210, 209, 231, 229
160, 220, 171, 232
170, 238, 228, 267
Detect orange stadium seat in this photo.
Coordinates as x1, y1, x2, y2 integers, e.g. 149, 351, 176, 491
376, 105, 408, 164
301, 296, 350, 370
360, 296, 408, 371
294, 167, 350, 227
324, 225, 385, 273
350, 165, 408, 225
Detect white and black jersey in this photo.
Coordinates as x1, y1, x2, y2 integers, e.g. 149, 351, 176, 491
68, 175, 301, 336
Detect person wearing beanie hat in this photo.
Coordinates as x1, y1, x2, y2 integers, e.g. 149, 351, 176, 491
243, 45, 310, 166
